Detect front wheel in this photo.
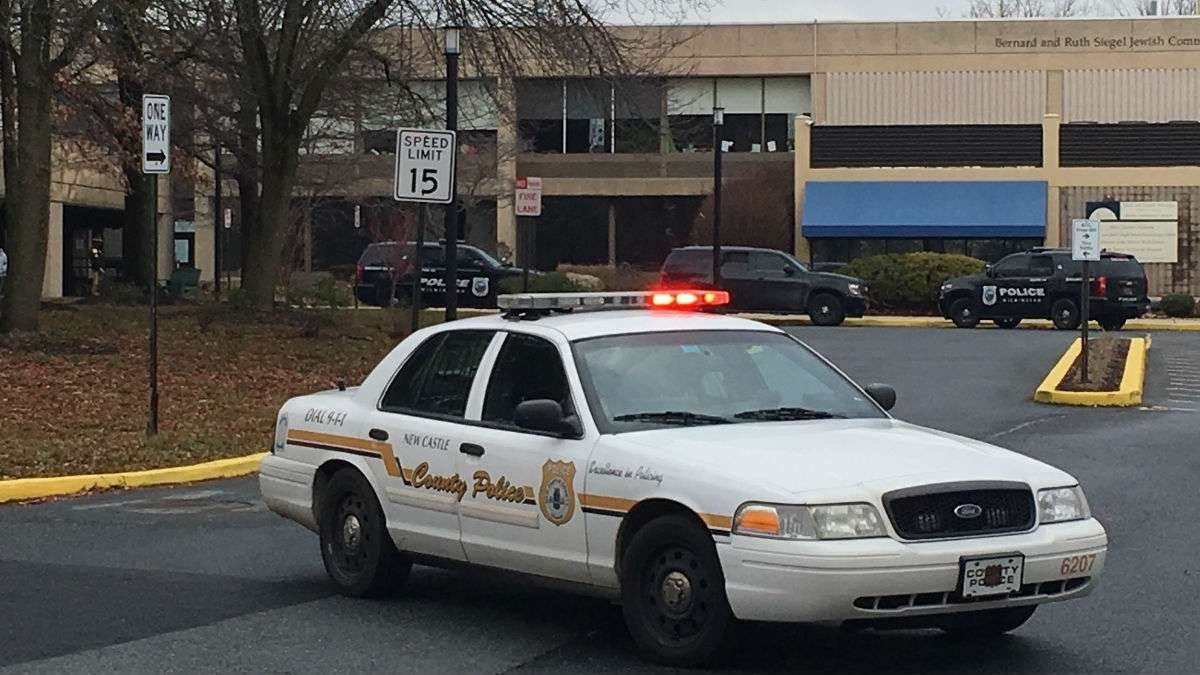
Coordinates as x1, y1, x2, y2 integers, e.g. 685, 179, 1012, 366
318, 468, 411, 598
1099, 316, 1127, 331
994, 318, 1022, 329
949, 297, 980, 329
620, 514, 733, 667
1050, 298, 1081, 330
938, 605, 1037, 638
808, 292, 846, 327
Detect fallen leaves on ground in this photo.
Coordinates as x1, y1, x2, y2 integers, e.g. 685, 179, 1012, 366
0, 305, 430, 479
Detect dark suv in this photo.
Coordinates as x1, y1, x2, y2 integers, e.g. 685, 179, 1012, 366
938, 248, 1149, 330
354, 241, 526, 308
660, 246, 868, 326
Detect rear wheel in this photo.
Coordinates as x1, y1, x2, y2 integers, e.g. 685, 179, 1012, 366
808, 292, 846, 327
620, 514, 733, 667
1051, 298, 1081, 330
993, 318, 1022, 329
939, 605, 1037, 638
318, 468, 410, 598
949, 297, 980, 329
1099, 316, 1127, 331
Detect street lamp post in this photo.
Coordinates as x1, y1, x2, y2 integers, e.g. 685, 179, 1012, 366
442, 25, 461, 321
711, 107, 725, 288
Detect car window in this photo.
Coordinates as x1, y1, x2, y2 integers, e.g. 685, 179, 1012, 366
748, 252, 788, 278
721, 251, 752, 279
482, 333, 573, 425
1030, 255, 1054, 277
991, 254, 1029, 278
573, 330, 884, 433
380, 330, 495, 418
360, 243, 399, 267
663, 250, 708, 277
421, 246, 445, 266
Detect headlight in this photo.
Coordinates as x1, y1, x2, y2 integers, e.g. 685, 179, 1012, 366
1037, 486, 1090, 523
733, 502, 887, 540
847, 283, 863, 297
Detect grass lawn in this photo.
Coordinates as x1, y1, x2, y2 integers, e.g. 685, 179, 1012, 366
0, 303, 442, 479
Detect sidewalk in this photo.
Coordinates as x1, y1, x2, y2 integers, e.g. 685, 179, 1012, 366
735, 314, 1200, 331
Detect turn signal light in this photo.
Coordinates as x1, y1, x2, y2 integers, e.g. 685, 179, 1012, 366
1091, 275, 1107, 296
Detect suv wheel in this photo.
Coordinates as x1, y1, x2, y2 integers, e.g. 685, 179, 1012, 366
1099, 316, 1127, 331
993, 318, 1022, 329
318, 468, 411, 598
1051, 298, 1081, 330
939, 605, 1037, 638
808, 292, 845, 327
949, 298, 980, 329
620, 514, 733, 667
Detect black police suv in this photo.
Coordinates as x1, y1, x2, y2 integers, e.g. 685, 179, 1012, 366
938, 247, 1150, 330
660, 246, 868, 326
354, 241, 527, 309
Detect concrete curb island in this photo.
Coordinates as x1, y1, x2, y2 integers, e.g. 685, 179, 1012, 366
1034, 337, 1148, 407
0, 453, 267, 504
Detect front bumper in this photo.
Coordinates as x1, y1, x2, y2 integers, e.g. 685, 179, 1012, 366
718, 517, 1107, 623
845, 295, 868, 317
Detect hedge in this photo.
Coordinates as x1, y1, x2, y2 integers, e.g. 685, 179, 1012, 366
840, 252, 986, 314
1161, 293, 1196, 318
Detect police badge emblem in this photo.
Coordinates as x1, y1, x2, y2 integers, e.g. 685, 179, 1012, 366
471, 276, 490, 298
539, 460, 577, 526
981, 285, 998, 307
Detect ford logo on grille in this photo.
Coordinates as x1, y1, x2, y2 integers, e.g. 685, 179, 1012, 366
954, 503, 983, 519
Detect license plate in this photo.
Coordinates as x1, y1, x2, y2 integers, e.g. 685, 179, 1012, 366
959, 554, 1024, 598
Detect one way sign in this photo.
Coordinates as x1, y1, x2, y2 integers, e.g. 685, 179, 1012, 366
142, 94, 170, 174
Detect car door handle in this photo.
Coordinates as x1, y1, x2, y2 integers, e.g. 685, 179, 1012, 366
368, 428, 389, 442
459, 443, 485, 457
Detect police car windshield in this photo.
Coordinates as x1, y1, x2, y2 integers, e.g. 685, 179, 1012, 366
572, 330, 885, 433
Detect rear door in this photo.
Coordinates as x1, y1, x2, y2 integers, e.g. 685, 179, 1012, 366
454, 330, 594, 582
719, 251, 760, 310
985, 253, 1046, 318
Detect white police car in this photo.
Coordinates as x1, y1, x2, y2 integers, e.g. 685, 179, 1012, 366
259, 290, 1107, 666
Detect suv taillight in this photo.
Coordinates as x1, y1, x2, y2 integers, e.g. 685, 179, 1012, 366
355, 263, 364, 284
1091, 275, 1107, 297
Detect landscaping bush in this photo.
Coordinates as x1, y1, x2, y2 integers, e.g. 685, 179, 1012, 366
556, 263, 661, 291
841, 252, 986, 314
1161, 293, 1196, 318
498, 271, 590, 294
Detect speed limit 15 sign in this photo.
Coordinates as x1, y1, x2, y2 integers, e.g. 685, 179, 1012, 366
394, 128, 456, 204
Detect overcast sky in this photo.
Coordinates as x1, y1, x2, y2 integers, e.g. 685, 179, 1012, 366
685, 0, 959, 22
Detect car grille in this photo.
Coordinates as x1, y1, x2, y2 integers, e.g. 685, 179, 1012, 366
853, 577, 1091, 612
883, 482, 1035, 540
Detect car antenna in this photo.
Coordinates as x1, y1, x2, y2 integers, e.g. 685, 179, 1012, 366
336, 377, 347, 392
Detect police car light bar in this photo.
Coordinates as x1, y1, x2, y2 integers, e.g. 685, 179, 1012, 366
496, 290, 730, 312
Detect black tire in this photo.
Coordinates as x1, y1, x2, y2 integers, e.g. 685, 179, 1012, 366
949, 297, 980, 329
1099, 316, 1127, 331
938, 605, 1037, 638
993, 317, 1022, 329
620, 514, 733, 667
1050, 298, 1081, 330
318, 468, 411, 598
808, 292, 846, 327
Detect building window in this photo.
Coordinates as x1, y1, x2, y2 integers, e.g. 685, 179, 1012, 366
666, 77, 809, 153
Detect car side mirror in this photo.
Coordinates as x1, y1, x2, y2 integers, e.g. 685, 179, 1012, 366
864, 383, 896, 411
514, 399, 580, 437
984, 264, 994, 278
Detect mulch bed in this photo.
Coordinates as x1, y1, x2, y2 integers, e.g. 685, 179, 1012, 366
1057, 337, 1131, 392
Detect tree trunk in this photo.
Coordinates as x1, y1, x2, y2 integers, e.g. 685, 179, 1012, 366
120, 165, 153, 287
0, 3, 53, 334
240, 118, 299, 309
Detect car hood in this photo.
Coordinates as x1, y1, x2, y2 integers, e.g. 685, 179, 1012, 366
815, 271, 863, 286
611, 418, 1073, 498
944, 274, 983, 287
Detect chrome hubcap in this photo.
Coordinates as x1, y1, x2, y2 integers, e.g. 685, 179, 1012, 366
342, 514, 362, 550
660, 571, 693, 612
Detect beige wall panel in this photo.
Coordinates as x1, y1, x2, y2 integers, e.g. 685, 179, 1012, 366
896, 22, 976, 55
826, 71, 1043, 124
1063, 69, 1200, 122
1131, 19, 1200, 52
977, 20, 1134, 54
817, 23, 898, 56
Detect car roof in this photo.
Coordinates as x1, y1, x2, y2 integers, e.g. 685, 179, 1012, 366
670, 245, 777, 254
443, 309, 786, 342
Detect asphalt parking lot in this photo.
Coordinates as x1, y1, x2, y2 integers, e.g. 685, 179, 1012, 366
2, 327, 1197, 674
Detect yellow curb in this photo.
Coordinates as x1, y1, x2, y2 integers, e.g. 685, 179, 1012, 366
0, 453, 268, 504
1034, 337, 1147, 407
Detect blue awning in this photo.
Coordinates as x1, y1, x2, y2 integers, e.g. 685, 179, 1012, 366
802, 181, 1047, 238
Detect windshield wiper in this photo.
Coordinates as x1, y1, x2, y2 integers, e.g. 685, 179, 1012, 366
613, 411, 732, 426
733, 406, 844, 421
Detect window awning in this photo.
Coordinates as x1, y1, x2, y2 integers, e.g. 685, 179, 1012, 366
802, 181, 1047, 238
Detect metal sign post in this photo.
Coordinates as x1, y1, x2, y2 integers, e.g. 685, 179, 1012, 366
142, 94, 170, 436
1071, 218, 1101, 384
393, 127, 457, 319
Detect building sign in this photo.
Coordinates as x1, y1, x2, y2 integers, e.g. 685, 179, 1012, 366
984, 25, 1200, 53
1086, 201, 1178, 264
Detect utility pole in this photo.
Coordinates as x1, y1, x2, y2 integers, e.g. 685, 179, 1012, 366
711, 106, 725, 288
442, 25, 461, 321
213, 142, 222, 298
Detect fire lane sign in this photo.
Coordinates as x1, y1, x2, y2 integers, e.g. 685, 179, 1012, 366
394, 128, 456, 204
142, 94, 170, 174
515, 176, 542, 217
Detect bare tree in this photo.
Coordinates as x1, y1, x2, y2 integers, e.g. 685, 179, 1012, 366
1113, 0, 1197, 13
0, 0, 109, 333
965, 0, 1097, 16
